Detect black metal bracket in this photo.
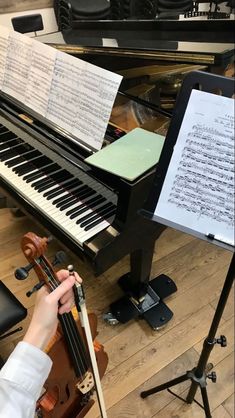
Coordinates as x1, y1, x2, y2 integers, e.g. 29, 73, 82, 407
110, 273, 177, 329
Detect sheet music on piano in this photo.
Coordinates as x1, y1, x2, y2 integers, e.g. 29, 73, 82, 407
154, 89, 234, 247
0, 25, 122, 151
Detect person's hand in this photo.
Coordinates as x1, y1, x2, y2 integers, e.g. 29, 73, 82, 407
23, 269, 82, 351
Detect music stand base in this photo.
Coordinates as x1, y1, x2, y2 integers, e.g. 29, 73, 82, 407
140, 253, 235, 418
141, 368, 213, 418
110, 273, 177, 329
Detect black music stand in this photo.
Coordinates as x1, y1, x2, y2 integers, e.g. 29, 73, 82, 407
139, 71, 234, 417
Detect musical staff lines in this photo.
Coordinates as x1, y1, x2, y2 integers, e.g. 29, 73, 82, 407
155, 89, 234, 246
0, 25, 122, 150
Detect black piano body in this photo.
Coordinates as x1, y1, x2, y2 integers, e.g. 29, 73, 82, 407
0, 91, 166, 309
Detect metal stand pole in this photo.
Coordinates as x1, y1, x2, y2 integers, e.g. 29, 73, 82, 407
141, 253, 235, 418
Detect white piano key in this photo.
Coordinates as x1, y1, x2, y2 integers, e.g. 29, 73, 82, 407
0, 123, 117, 246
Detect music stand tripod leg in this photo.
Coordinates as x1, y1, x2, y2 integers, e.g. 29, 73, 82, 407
141, 373, 189, 398
140, 253, 235, 418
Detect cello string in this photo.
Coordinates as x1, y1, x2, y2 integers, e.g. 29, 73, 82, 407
48, 273, 89, 377
49, 278, 87, 376
62, 312, 90, 373
51, 274, 91, 371
60, 313, 88, 376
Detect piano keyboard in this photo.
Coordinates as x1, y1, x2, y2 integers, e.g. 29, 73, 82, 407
0, 117, 117, 246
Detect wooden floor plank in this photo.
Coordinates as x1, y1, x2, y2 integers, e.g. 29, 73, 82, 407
223, 393, 235, 417
212, 405, 232, 418
0, 208, 233, 418
210, 286, 235, 322
107, 348, 199, 418
104, 264, 229, 373
153, 353, 234, 418
86, 305, 216, 418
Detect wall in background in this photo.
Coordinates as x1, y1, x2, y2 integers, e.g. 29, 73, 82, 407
0, 1, 53, 13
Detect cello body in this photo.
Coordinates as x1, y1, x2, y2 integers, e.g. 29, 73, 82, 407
39, 312, 108, 418
19, 232, 108, 418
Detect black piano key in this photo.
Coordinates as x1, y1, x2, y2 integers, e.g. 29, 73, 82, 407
36, 170, 73, 193
0, 131, 17, 143
13, 154, 44, 175
13, 155, 51, 175
0, 141, 23, 155
77, 202, 113, 225
59, 189, 95, 212
53, 184, 89, 206
39, 171, 74, 193
44, 178, 81, 200
82, 206, 116, 229
23, 163, 60, 182
24, 170, 46, 183
0, 126, 8, 134
31, 168, 64, 189
5, 156, 25, 167
84, 207, 116, 231
13, 154, 43, 174
67, 194, 104, 216
39, 173, 76, 198
44, 178, 79, 200
33, 177, 54, 191
0, 138, 23, 151
69, 196, 106, 219
6, 150, 41, 169
0, 144, 33, 162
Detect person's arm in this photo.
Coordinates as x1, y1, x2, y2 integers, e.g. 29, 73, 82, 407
0, 270, 82, 418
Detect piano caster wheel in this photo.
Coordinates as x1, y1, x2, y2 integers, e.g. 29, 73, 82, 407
103, 312, 119, 326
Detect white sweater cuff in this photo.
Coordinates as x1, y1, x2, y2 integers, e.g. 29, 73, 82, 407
0, 341, 52, 399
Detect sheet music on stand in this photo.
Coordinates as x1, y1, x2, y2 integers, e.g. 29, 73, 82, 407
0, 25, 122, 152
142, 72, 234, 252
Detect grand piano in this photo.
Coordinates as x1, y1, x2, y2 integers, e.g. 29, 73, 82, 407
0, 16, 234, 328
0, 68, 173, 329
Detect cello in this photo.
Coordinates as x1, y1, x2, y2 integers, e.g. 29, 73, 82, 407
15, 232, 108, 418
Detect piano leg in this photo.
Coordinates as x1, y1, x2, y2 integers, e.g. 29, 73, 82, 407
108, 241, 177, 330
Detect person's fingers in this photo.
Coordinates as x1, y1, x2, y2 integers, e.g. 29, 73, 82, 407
48, 275, 75, 304
56, 269, 70, 282
59, 288, 74, 305
74, 272, 83, 284
58, 299, 74, 315
56, 270, 83, 284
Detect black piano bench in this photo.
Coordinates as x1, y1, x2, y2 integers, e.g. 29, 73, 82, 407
0, 281, 27, 343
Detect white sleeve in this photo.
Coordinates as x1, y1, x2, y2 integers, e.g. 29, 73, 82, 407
0, 341, 52, 418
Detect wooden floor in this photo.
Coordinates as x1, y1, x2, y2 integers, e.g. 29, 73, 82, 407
0, 207, 234, 418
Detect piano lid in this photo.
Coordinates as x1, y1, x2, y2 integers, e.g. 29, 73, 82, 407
38, 17, 235, 48
36, 17, 234, 114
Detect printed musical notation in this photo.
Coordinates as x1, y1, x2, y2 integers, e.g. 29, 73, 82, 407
0, 25, 122, 150
155, 89, 234, 247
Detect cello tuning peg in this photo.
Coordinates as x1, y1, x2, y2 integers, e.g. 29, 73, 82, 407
15, 263, 34, 280
52, 251, 67, 266
26, 282, 45, 297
